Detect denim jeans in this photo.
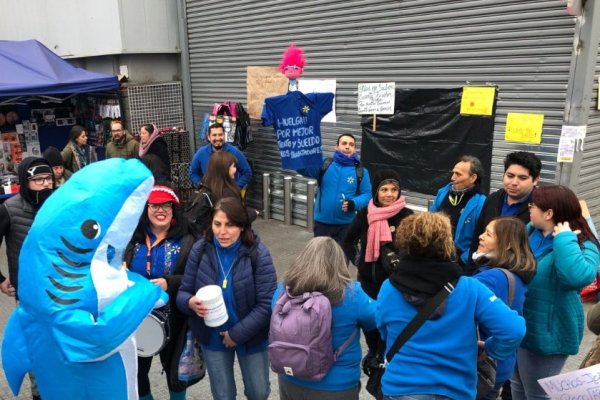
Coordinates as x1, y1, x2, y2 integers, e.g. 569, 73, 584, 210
383, 395, 451, 400
201, 346, 270, 400
511, 347, 567, 400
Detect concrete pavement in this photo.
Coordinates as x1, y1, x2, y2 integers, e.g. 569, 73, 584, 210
0, 217, 596, 399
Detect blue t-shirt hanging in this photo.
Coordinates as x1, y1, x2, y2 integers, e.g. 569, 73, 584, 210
262, 91, 334, 170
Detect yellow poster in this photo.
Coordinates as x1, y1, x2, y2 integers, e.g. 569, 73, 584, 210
460, 86, 496, 116
505, 113, 544, 144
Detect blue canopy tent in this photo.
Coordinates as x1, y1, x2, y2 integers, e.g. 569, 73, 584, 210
0, 39, 118, 97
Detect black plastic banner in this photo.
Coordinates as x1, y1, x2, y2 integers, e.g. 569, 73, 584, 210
361, 88, 495, 196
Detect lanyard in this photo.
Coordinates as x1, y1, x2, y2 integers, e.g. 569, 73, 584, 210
144, 232, 167, 276
215, 250, 235, 289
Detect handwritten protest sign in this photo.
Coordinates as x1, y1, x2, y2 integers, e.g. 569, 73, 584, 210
246, 66, 288, 119
505, 113, 544, 144
460, 86, 496, 116
357, 82, 395, 115
538, 363, 600, 399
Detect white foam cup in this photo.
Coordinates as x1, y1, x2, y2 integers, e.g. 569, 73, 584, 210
196, 285, 229, 327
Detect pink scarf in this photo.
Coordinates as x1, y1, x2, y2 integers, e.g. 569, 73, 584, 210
139, 124, 160, 157
365, 196, 406, 262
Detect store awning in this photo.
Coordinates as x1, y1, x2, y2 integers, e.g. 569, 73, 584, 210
0, 39, 119, 97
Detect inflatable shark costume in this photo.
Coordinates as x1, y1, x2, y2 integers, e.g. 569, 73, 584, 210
2, 158, 168, 399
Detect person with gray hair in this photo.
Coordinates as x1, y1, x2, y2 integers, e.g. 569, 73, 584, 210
272, 236, 376, 400
430, 155, 486, 265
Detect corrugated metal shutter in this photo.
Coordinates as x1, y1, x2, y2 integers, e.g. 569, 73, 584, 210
580, 71, 600, 225
185, 0, 576, 225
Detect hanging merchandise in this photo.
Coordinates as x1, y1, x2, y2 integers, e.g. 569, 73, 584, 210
208, 102, 253, 150
97, 99, 121, 119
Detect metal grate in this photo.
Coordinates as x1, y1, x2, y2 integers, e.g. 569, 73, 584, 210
126, 82, 185, 132
162, 130, 192, 165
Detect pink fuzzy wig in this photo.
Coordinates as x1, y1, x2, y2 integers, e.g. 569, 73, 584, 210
279, 45, 306, 74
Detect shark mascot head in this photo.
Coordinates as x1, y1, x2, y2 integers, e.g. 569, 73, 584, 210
2, 158, 168, 400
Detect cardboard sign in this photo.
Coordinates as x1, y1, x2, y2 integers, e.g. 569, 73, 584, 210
357, 82, 395, 114
460, 86, 496, 116
246, 66, 289, 120
505, 113, 544, 144
538, 363, 600, 399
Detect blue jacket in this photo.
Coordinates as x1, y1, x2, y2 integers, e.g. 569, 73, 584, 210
431, 183, 486, 264
522, 229, 600, 355
176, 237, 277, 350
474, 267, 527, 383
188, 143, 252, 188
273, 282, 376, 391
298, 160, 372, 225
376, 277, 525, 399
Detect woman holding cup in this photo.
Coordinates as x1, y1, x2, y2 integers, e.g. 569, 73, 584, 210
177, 197, 277, 400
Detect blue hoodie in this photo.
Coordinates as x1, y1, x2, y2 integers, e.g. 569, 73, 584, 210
273, 281, 376, 391
474, 267, 528, 383
376, 277, 525, 399
188, 143, 252, 188
298, 160, 372, 225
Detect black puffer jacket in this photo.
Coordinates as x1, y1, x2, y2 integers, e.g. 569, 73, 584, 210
0, 157, 53, 292
343, 207, 413, 299
343, 168, 414, 299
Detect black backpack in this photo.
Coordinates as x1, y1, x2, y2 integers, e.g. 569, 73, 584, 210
184, 188, 214, 237
234, 103, 253, 150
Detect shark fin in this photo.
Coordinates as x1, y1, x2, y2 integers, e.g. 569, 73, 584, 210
2, 311, 32, 395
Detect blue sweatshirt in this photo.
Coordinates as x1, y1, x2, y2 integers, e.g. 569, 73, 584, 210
188, 143, 252, 188
297, 160, 372, 225
376, 277, 525, 399
272, 282, 376, 391
474, 267, 527, 383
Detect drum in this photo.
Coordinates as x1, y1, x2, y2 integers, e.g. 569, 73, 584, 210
136, 309, 170, 357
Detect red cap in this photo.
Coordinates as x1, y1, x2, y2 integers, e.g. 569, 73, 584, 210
148, 185, 179, 205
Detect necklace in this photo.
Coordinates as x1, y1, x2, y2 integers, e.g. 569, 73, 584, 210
448, 192, 465, 206
215, 250, 235, 289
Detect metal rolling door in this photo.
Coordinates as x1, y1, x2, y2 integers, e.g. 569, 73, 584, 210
185, 0, 575, 223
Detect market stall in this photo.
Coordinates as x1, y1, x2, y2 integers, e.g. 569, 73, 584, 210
0, 39, 119, 196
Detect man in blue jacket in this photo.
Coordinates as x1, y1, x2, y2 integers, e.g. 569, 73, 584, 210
188, 123, 252, 189
297, 134, 372, 246
430, 155, 486, 266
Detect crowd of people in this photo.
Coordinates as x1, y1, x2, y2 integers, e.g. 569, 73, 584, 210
1, 123, 599, 400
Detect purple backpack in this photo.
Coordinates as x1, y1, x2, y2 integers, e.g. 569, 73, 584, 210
268, 290, 357, 381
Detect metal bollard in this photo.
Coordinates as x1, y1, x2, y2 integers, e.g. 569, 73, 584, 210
427, 199, 434, 211
262, 173, 270, 220
306, 180, 316, 232
283, 176, 292, 226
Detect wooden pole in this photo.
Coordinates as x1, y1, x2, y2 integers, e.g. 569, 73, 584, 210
372, 114, 376, 131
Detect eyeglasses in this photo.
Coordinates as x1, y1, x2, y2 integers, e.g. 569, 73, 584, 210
148, 202, 173, 211
30, 176, 53, 185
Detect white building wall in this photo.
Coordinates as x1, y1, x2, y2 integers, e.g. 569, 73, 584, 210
0, 0, 179, 58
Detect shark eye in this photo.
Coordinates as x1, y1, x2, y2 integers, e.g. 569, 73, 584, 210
81, 220, 101, 240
